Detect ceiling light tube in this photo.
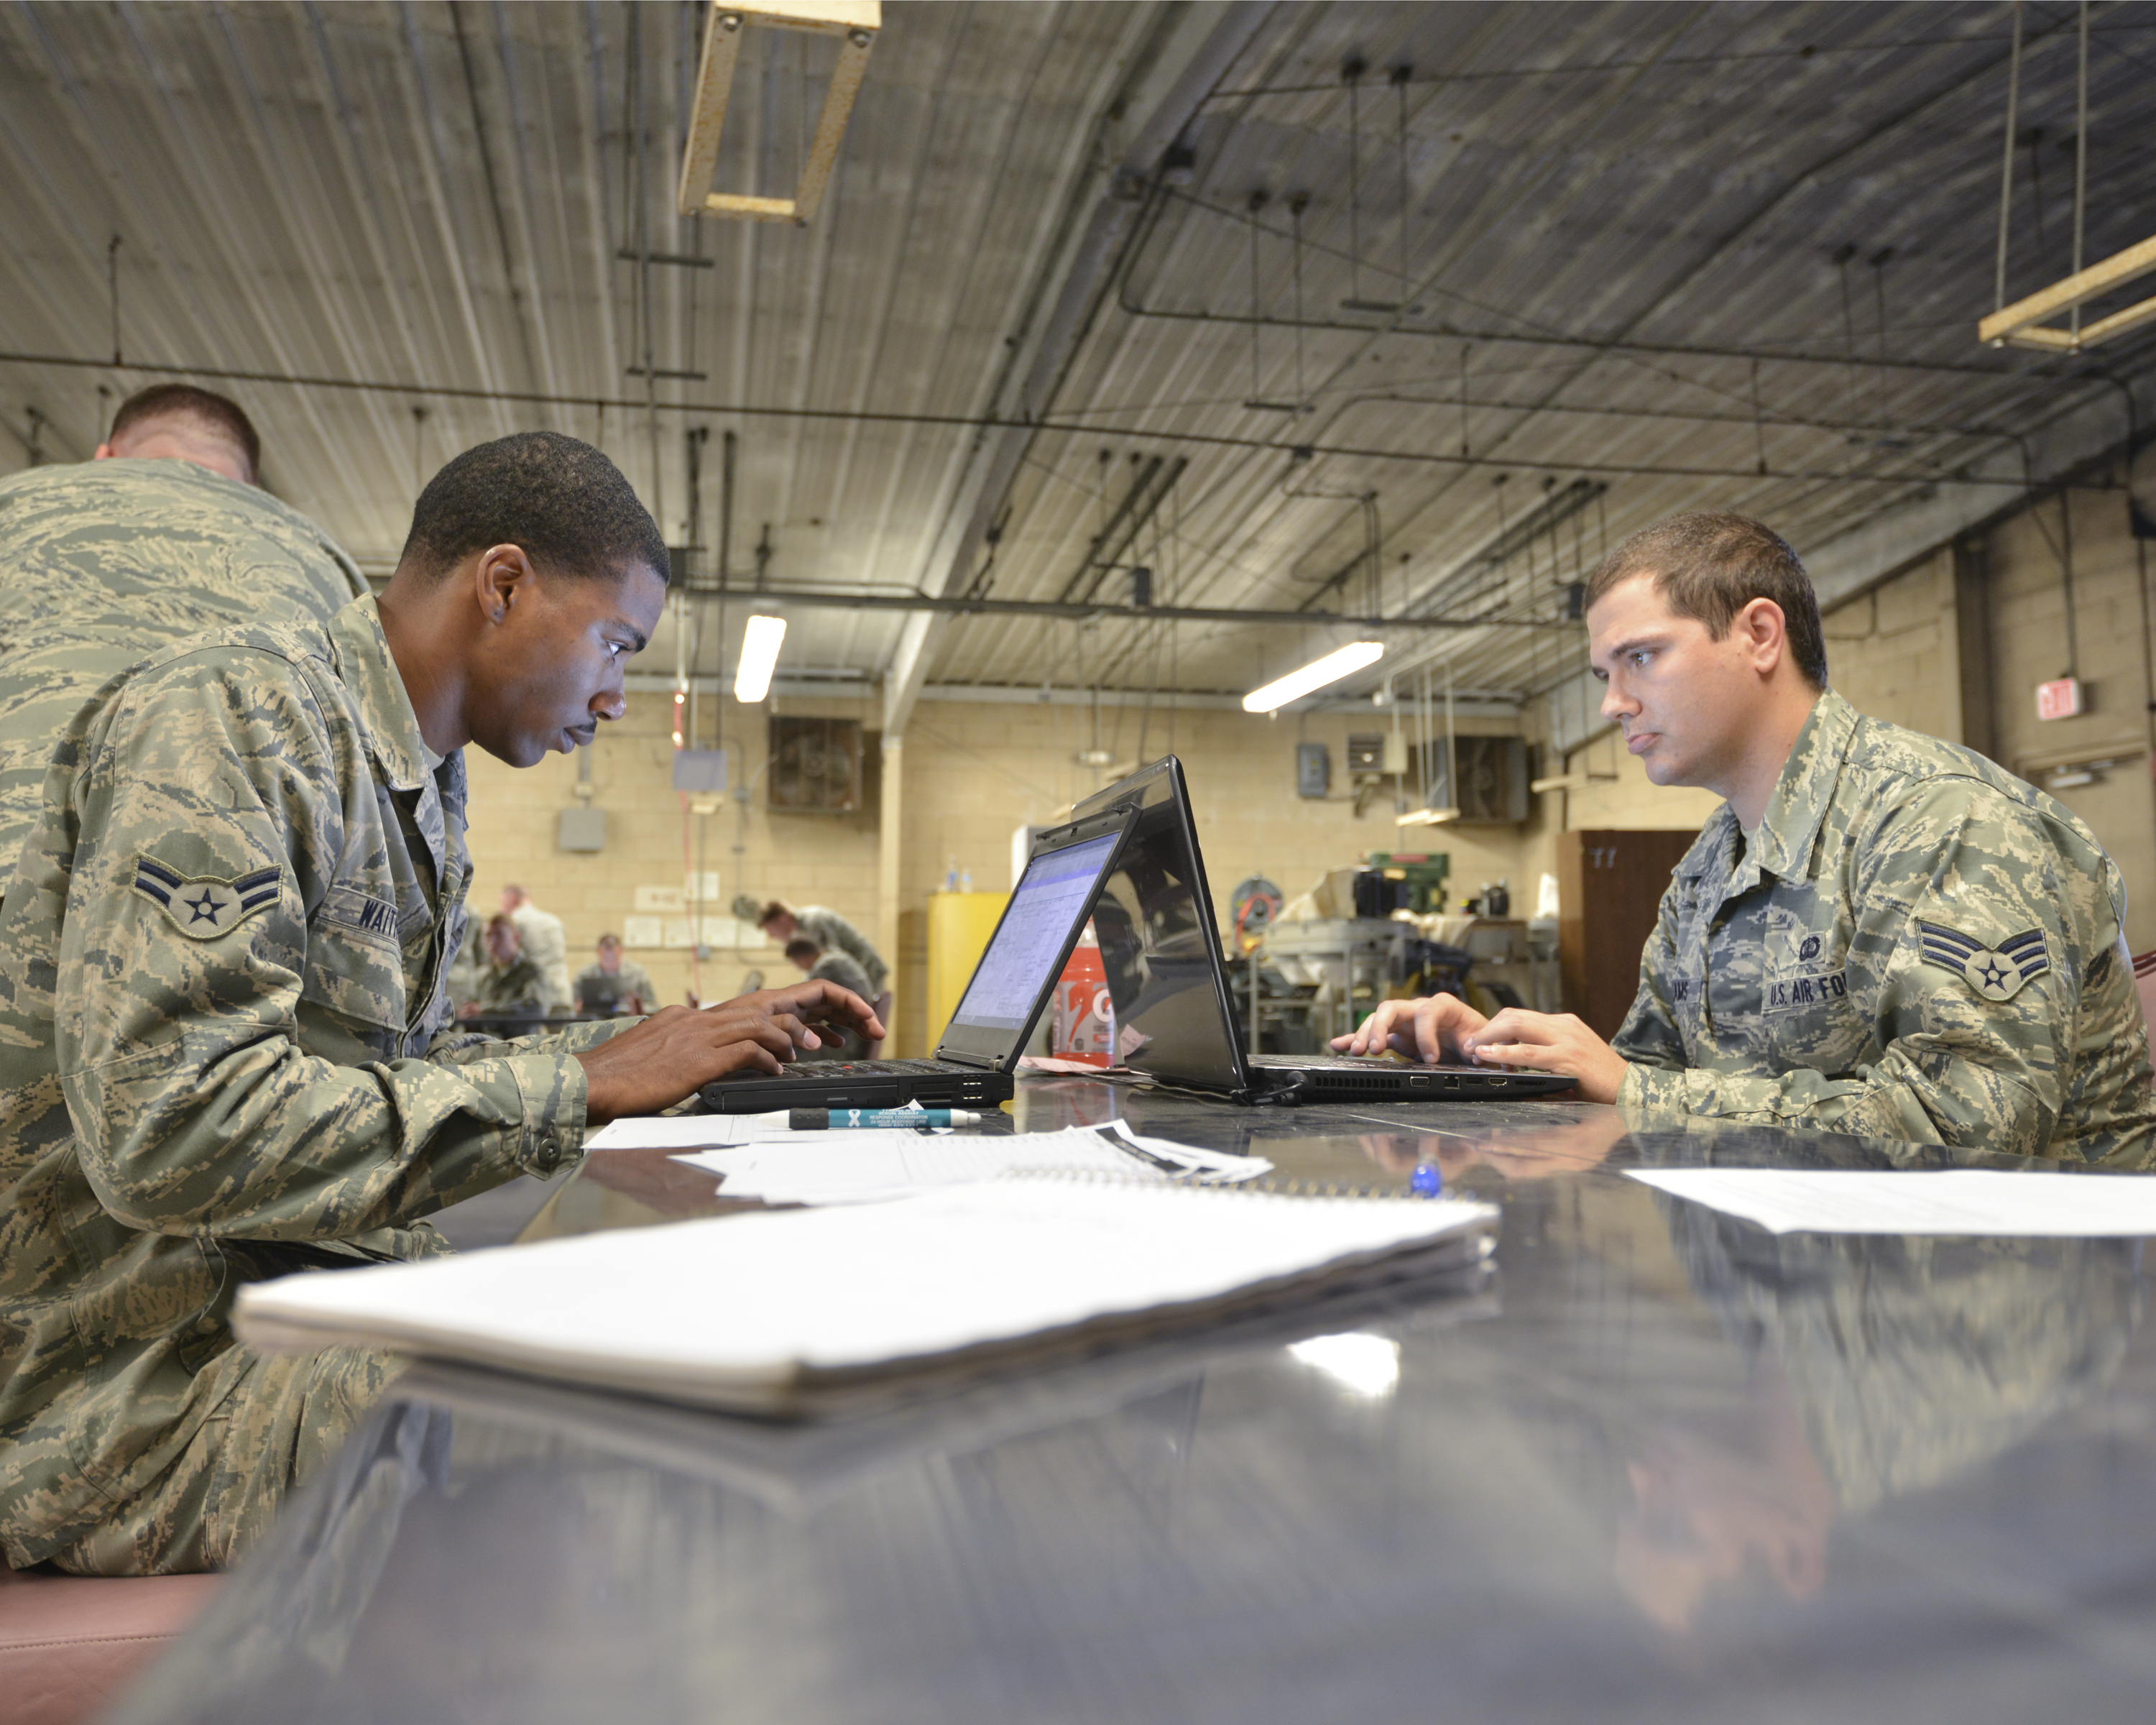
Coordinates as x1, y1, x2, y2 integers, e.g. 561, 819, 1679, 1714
1394, 806, 1459, 827
1242, 640, 1385, 714
733, 614, 786, 704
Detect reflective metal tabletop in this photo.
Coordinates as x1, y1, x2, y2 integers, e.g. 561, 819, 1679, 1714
114, 1078, 2156, 1724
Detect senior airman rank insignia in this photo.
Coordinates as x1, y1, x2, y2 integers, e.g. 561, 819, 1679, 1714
134, 857, 280, 939
1918, 921, 2050, 1001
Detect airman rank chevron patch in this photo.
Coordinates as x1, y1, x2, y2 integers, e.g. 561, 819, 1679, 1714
133, 857, 280, 940
1918, 920, 2050, 1002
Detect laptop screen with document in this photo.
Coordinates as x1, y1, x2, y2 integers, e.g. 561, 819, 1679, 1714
935, 827, 1126, 1064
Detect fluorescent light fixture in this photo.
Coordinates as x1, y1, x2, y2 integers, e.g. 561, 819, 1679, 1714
733, 615, 786, 703
1287, 1332, 1401, 1399
1529, 772, 1588, 794
1242, 640, 1384, 713
1395, 806, 1459, 827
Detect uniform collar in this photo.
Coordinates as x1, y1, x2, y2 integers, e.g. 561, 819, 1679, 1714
327, 594, 433, 793
1742, 686, 1858, 886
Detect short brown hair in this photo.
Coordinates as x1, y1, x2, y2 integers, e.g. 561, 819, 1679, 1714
783, 937, 821, 964
1585, 511, 1828, 687
109, 384, 261, 482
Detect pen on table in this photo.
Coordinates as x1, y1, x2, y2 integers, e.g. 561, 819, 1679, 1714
789, 1108, 980, 1130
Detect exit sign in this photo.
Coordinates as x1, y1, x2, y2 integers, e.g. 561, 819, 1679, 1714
2036, 676, 2083, 721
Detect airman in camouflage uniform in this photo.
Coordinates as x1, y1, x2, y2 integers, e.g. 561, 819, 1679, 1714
0, 597, 613, 1574
0, 431, 880, 1576
1337, 511, 2156, 1162
1613, 686, 2156, 1157
0, 456, 367, 875
466, 947, 548, 1019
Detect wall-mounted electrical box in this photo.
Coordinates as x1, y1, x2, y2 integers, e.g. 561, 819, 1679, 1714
1296, 742, 1330, 799
558, 808, 606, 852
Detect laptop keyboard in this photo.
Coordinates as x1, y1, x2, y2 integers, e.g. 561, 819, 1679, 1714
785, 1058, 977, 1075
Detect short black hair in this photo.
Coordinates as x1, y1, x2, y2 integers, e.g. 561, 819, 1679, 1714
784, 937, 822, 963
109, 384, 261, 481
399, 431, 671, 587
1585, 511, 1829, 689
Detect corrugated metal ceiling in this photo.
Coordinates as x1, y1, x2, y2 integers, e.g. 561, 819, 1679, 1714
3, 1, 2153, 714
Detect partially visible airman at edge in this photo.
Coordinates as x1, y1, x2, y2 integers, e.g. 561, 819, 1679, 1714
0, 383, 369, 877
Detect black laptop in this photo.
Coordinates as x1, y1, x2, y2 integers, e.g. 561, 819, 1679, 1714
1066, 757, 1575, 1104
699, 801, 1135, 1113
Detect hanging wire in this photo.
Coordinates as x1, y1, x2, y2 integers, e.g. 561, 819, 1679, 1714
1458, 344, 1470, 459
2072, 0, 2089, 339
1344, 59, 1363, 305
1393, 64, 1412, 295
1289, 193, 1309, 408
1749, 358, 1769, 474
1995, 1, 2024, 311
1246, 190, 1267, 402
1835, 245, 1861, 474
2060, 487, 2080, 675
1871, 252, 1894, 433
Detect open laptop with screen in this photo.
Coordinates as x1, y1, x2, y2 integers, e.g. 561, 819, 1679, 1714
699, 804, 1133, 1114
1068, 757, 1574, 1103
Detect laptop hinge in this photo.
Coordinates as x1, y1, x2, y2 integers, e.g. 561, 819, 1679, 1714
933, 1050, 995, 1070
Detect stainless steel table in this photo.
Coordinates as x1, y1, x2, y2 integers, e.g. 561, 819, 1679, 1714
112, 1077, 2156, 1724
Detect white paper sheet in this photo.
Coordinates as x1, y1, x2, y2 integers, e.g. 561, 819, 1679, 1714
1626, 1167, 2156, 1237
672, 1121, 1269, 1205
583, 1113, 798, 1151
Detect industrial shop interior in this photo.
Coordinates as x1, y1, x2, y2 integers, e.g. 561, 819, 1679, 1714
6, 4, 2156, 1723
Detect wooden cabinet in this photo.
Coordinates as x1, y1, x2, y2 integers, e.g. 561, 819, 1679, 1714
1556, 829, 1700, 1041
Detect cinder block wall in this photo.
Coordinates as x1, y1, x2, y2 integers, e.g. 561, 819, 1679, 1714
461, 694, 882, 1010
899, 699, 1536, 910
461, 690, 1547, 1031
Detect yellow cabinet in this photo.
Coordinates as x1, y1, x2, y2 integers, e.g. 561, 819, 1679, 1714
925, 891, 1010, 1048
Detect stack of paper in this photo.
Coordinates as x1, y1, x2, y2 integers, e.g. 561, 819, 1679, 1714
675, 1120, 1268, 1205
235, 1179, 1499, 1416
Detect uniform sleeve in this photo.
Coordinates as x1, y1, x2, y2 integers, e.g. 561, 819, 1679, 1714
1621, 783, 2114, 1154
55, 651, 590, 1241
1610, 872, 1690, 1072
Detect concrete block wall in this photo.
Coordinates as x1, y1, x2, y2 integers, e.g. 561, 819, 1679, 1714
460, 691, 882, 1009
1984, 487, 2156, 949
898, 698, 1537, 912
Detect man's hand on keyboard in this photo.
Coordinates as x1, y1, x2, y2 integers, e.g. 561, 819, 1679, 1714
575, 983, 883, 1123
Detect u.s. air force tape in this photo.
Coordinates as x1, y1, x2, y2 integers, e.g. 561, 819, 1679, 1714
1917, 920, 2050, 1001
133, 857, 280, 939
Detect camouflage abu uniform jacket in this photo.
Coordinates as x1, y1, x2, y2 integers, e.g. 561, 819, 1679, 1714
0, 459, 367, 878
0, 595, 622, 1566
1615, 689, 2156, 1157
796, 906, 888, 996
468, 955, 548, 1017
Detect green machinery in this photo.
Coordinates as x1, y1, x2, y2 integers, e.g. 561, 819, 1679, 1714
1361, 852, 1450, 915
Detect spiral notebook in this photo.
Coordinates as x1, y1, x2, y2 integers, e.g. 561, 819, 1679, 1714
234, 1179, 1499, 1418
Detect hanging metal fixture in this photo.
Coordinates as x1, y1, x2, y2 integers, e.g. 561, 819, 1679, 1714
677, 1, 880, 225
1980, 1, 2156, 353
